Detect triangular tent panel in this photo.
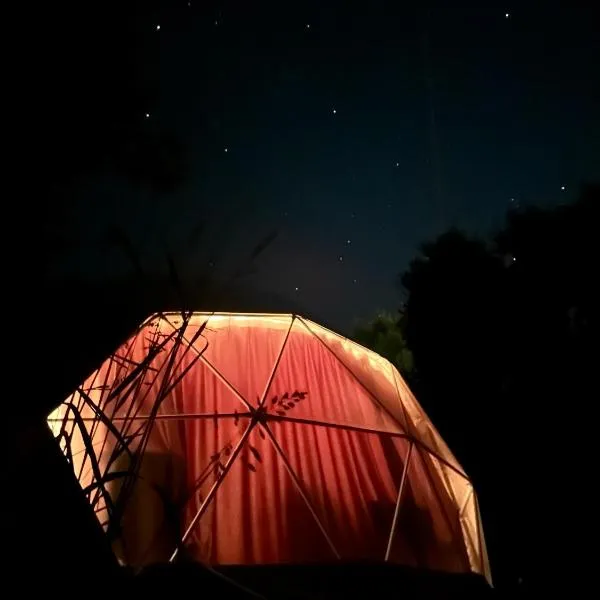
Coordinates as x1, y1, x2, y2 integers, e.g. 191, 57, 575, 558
386, 445, 471, 574
161, 313, 294, 408
48, 312, 491, 585
183, 421, 340, 565
264, 317, 405, 435
302, 317, 465, 476
268, 420, 412, 561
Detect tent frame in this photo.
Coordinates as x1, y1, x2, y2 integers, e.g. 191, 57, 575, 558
48, 311, 488, 582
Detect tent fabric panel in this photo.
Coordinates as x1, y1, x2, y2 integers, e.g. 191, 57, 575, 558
475, 493, 492, 584
73, 320, 250, 420
264, 318, 405, 435
181, 421, 339, 564
163, 313, 294, 408
302, 318, 465, 475
300, 318, 411, 432
423, 453, 483, 575
151, 347, 251, 421
49, 401, 121, 531
111, 448, 187, 567
100, 414, 254, 567
47, 334, 255, 555
387, 445, 471, 574
268, 420, 413, 562
392, 370, 465, 477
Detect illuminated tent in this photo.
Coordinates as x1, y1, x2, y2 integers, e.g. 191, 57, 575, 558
48, 312, 491, 586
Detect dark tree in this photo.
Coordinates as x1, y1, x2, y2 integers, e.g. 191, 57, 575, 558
400, 229, 508, 457
398, 184, 599, 590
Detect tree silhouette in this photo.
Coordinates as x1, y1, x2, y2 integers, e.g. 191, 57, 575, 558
400, 229, 508, 457
398, 184, 598, 589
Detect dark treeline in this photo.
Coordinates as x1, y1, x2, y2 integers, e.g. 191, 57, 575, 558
356, 183, 598, 593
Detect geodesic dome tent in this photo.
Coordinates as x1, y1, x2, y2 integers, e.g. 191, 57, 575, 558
48, 312, 491, 585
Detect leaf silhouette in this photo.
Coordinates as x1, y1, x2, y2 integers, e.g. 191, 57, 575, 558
248, 445, 262, 463
210, 452, 220, 462
271, 395, 278, 405
246, 462, 257, 473
282, 392, 289, 400
291, 390, 300, 398
81, 471, 132, 496
65, 404, 116, 517
224, 443, 232, 456
275, 410, 286, 417
107, 329, 177, 403
75, 387, 135, 464
287, 402, 295, 408
186, 317, 209, 348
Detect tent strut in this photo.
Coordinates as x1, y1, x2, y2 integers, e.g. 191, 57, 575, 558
384, 441, 413, 561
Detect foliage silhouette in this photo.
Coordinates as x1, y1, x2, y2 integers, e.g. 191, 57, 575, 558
397, 183, 598, 589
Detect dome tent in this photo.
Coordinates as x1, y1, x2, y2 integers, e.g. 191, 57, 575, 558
48, 312, 491, 589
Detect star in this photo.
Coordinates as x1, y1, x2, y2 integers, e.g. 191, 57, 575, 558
346, 239, 351, 245
306, 24, 311, 29
561, 185, 566, 191
505, 13, 510, 19
156, 24, 161, 31
215, 20, 219, 26
332, 108, 337, 115
338, 256, 343, 262
145, 113, 150, 119
295, 286, 299, 292
353, 279, 358, 284
395, 162, 399, 167
224, 147, 228, 153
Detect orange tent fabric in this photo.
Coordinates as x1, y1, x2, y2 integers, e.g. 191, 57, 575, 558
48, 312, 491, 584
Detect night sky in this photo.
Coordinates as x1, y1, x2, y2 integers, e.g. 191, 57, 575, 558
65, 1, 599, 333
